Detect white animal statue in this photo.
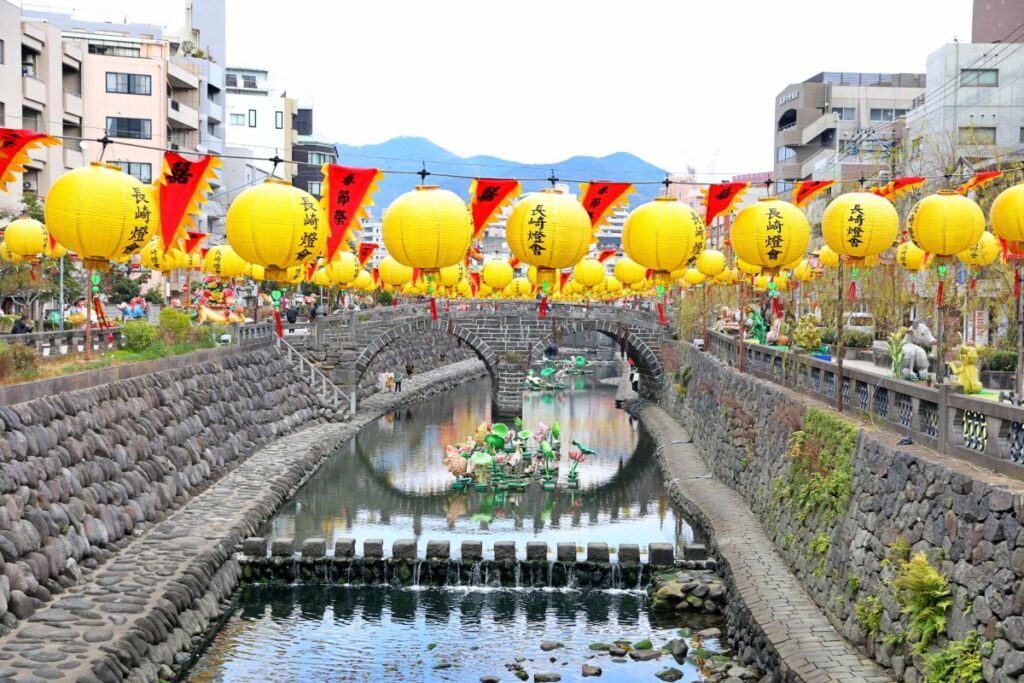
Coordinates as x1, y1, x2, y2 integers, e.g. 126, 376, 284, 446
902, 320, 936, 380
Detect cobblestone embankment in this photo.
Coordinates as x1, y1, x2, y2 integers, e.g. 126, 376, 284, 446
0, 358, 485, 682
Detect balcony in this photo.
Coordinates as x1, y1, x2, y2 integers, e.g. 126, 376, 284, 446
62, 43, 83, 69
168, 60, 199, 90
201, 133, 223, 154
63, 147, 83, 170
799, 112, 838, 146
207, 100, 223, 123
778, 148, 834, 180
22, 75, 46, 106
63, 90, 83, 120
168, 98, 199, 130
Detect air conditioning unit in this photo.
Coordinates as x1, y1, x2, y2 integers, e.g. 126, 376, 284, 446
22, 179, 37, 192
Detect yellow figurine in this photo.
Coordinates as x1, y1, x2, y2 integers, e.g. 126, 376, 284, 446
949, 345, 983, 394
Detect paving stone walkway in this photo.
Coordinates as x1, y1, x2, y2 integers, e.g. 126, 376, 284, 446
0, 360, 486, 682
635, 402, 893, 683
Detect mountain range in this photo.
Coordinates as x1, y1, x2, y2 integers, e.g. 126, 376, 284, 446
333, 137, 668, 211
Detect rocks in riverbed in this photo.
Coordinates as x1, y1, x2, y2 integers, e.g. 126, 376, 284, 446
649, 569, 727, 614
661, 638, 689, 659
581, 663, 602, 677
534, 674, 561, 682
540, 641, 563, 651
627, 649, 661, 662
655, 668, 684, 682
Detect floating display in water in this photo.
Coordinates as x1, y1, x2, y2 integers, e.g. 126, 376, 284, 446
443, 418, 590, 492
524, 355, 592, 392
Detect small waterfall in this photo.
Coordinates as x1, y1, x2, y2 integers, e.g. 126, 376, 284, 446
345, 562, 352, 585
470, 562, 482, 586
610, 563, 621, 589
547, 562, 553, 588
483, 564, 491, 587
566, 563, 578, 589
635, 565, 644, 590
450, 560, 461, 586
413, 560, 423, 587
513, 561, 521, 588
291, 557, 300, 585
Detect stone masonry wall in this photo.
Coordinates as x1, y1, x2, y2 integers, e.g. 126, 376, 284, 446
660, 341, 1024, 682
355, 330, 475, 398
0, 346, 326, 634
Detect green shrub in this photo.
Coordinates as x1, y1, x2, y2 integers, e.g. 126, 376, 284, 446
185, 325, 213, 346
894, 553, 951, 655
819, 328, 838, 345
844, 330, 874, 348
143, 290, 164, 305
121, 321, 158, 352
924, 631, 985, 683
979, 348, 1017, 372
855, 595, 884, 637
9, 344, 37, 373
792, 315, 822, 351
158, 308, 192, 344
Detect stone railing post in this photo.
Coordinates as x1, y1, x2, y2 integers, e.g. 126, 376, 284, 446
937, 382, 951, 455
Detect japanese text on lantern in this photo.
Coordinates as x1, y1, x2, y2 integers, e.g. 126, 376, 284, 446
764, 208, 783, 261
690, 213, 705, 263
297, 196, 319, 260
527, 205, 547, 256
333, 173, 355, 226
168, 160, 193, 184
213, 249, 222, 274
125, 187, 151, 255
846, 203, 865, 248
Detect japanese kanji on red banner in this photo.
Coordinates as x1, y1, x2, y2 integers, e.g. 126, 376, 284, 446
469, 178, 520, 240
579, 182, 633, 229
700, 182, 749, 224
792, 180, 835, 207
0, 128, 60, 191
155, 152, 220, 250
321, 165, 383, 262
357, 242, 378, 266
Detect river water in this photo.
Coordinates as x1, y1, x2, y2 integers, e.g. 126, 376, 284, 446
264, 371, 691, 558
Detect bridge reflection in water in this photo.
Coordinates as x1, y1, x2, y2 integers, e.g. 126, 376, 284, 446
265, 373, 694, 556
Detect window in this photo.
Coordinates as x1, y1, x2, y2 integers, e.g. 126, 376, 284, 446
307, 152, 331, 165
87, 40, 140, 58
776, 146, 796, 163
961, 68, 998, 87
1020, 127, 1024, 144
230, 113, 245, 126
105, 72, 152, 95
0, 39, 4, 65
275, 111, 283, 129
243, 75, 256, 88
869, 108, 906, 122
833, 107, 855, 121
111, 161, 152, 184
0, 102, 4, 126
225, 73, 237, 87
959, 126, 996, 145
105, 117, 151, 139
248, 109, 256, 127
308, 181, 322, 196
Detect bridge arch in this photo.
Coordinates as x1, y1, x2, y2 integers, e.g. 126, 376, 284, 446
527, 319, 665, 399
354, 317, 499, 384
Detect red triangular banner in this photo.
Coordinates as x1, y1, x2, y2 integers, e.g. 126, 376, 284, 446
470, 178, 520, 240
357, 242, 378, 267
156, 152, 218, 250
702, 182, 749, 225
580, 182, 633, 227
323, 165, 382, 262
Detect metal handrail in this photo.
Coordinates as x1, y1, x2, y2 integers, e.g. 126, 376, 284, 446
275, 334, 355, 413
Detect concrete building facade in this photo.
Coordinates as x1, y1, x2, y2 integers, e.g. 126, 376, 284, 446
290, 102, 336, 200
773, 72, 926, 191
224, 67, 295, 182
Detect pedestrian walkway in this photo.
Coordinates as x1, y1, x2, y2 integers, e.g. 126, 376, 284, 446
0, 360, 486, 682
635, 403, 893, 683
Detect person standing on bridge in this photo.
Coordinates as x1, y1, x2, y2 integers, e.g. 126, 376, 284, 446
616, 324, 628, 360
394, 369, 404, 392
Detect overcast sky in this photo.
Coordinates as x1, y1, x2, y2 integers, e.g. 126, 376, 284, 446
22, 0, 974, 176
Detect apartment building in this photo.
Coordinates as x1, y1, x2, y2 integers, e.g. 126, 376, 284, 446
224, 67, 296, 182
773, 72, 926, 191
0, 0, 87, 198
290, 102, 336, 199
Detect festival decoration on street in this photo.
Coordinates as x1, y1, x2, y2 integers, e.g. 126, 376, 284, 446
792, 180, 835, 207
622, 197, 705, 280
730, 197, 810, 272
821, 191, 899, 264
155, 152, 221, 251
907, 191, 985, 257
695, 249, 726, 278
870, 176, 926, 201
613, 256, 647, 286
990, 183, 1024, 246
382, 185, 473, 275
701, 182, 749, 225
321, 165, 383, 262
571, 257, 605, 289
469, 178, 520, 240
2, 217, 49, 257
957, 231, 1000, 267
379, 255, 414, 288
0, 128, 60, 191
45, 163, 155, 270
579, 182, 633, 229
481, 258, 514, 291
202, 244, 248, 278
956, 171, 1003, 196
226, 179, 326, 281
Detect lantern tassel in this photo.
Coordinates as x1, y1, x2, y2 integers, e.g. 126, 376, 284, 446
846, 281, 857, 301
444, 298, 450, 313
657, 301, 667, 326
273, 310, 283, 338
771, 296, 783, 320
969, 277, 977, 291
937, 280, 945, 307
430, 297, 438, 321
539, 296, 548, 319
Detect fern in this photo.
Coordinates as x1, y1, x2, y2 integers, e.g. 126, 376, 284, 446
924, 631, 985, 683
855, 595, 884, 637
894, 553, 952, 655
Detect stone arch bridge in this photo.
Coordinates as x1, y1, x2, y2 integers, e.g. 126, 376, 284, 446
296, 301, 670, 416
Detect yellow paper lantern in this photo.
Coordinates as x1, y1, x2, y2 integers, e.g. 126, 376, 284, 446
226, 178, 326, 280
382, 185, 472, 275
907, 190, 985, 257
44, 162, 156, 270
202, 244, 247, 278
506, 189, 591, 287
439, 262, 467, 287
896, 242, 929, 271
352, 269, 372, 291
3, 217, 48, 257
793, 259, 816, 282
683, 268, 706, 286
42, 240, 68, 259
504, 277, 533, 298
0, 240, 28, 263
613, 256, 647, 285
622, 197, 706, 279
572, 258, 605, 288
312, 268, 330, 287
604, 275, 623, 294
991, 183, 1024, 243
481, 259, 513, 290
817, 245, 840, 268
695, 249, 726, 278
140, 238, 188, 272
247, 263, 265, 280
456, 279, 472, 298
754, 273, 789, 292
324, 251, 359, 285
713, 268, 738, 285
736, 259, 761, 275
821, 191, 899, 262
957, 231, 1001, 267
379, 255, 413, 287
730, 197, 810, 271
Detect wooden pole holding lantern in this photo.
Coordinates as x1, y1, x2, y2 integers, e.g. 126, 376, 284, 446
835, 260, 845, 413
84, 269, 93, 361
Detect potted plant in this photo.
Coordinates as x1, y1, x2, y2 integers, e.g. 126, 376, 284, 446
793, 315, 828, 360
886, 328, 906, 378
979, 348, 1017, 390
